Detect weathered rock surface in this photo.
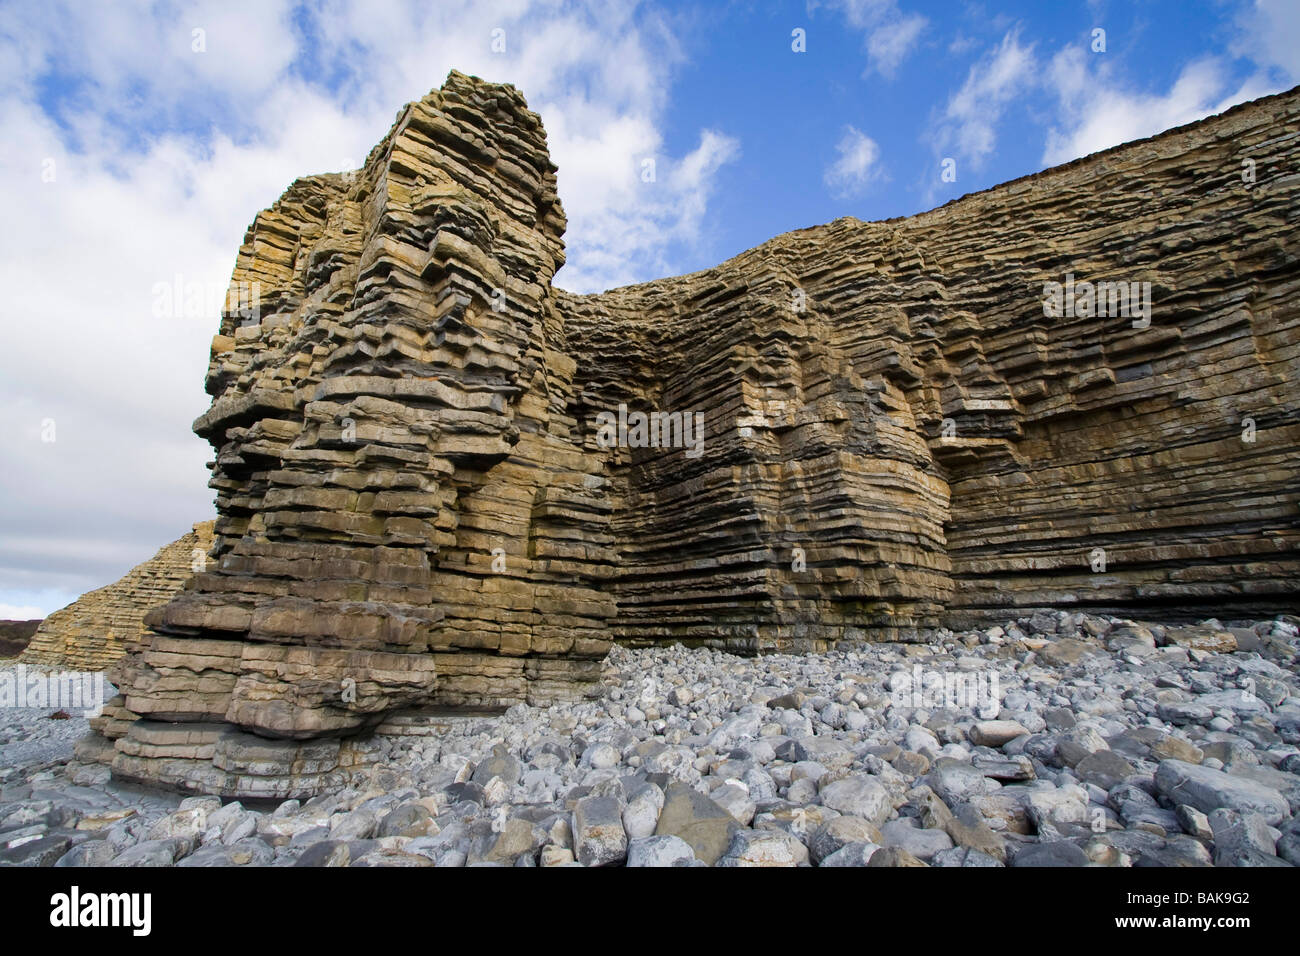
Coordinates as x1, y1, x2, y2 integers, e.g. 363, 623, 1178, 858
1155, 759, 1289, 825
83, 71, 1300, 796
21, 523, 214, 671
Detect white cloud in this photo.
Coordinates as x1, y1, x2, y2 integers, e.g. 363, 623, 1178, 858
819, 0, 893, 29
1233, 0, 1300, 80
931, 14, 1291, 178
0, 1, 738, 615
947, 33, 980, 56
920, 12, 1291, 207
937, 27, 1037, 167
818, 0, 927, 77
1041, 47, 1282, 166
824, 126, 882, 197
0, 604, 45, 621
543, 114, 740, 292
867, 13, 928, 77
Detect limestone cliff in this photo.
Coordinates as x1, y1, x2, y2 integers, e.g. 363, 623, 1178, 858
22, 522, 215, 670
89, 72, 1299, 797
573, 96, 1300, 645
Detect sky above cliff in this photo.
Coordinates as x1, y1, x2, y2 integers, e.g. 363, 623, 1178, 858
0, 0, 1297, 618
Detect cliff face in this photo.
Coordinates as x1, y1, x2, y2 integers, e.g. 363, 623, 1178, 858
90, 72, 1300, 797
21, 523, 214, 670
573, 93, 1300, 646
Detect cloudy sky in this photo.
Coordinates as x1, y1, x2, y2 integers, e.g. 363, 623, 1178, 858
0, 0, 1296, 619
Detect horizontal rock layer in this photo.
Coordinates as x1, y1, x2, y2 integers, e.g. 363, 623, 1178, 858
570, 89, 1300, 645
92, 73, 1300, 796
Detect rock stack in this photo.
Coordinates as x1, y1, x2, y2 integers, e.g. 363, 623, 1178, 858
21, 522, 215, 671
93, 72, 616, 797
88, 72, 1299, 797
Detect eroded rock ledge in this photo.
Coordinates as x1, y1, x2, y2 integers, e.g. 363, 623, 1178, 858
90, 72, 1300, 797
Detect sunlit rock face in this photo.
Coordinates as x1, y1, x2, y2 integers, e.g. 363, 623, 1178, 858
92, 73, 1300, 796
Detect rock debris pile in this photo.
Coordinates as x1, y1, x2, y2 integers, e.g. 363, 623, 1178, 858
4, 612, 1298, 866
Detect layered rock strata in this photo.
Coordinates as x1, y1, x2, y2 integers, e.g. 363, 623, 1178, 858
91, 73, 1300, 796
93, 73, 613, 796
572, 97, 1300, 645
21, 523, 214, 671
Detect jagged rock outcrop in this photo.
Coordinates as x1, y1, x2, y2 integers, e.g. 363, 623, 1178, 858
21, 523, 215, 671
90, 72, 1300, 796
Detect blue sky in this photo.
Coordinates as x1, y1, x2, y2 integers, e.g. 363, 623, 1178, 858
1, 0, 1297, 618
668, 0, 1284, 245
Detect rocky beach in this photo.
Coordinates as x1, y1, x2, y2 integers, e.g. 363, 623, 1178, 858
4, 611, 1297, 867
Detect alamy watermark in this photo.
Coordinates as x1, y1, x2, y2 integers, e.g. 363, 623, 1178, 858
151, 275, 261, 323
595, 403, 705, 458
1042, 272, 1151, 329
888, 664, 1001, 718
0, 665, 105, 717
50, 886, 150, 936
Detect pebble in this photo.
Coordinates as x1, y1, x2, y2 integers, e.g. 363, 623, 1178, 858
1, 611, 1297, 868
572, 795, 626, 866
968, 720, 1030, 748
819, 841, 880, 866
1154, 759, 1290, 826
627, 834, 697, 867
818, 776, 891, 825
716, 828, 809, 867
